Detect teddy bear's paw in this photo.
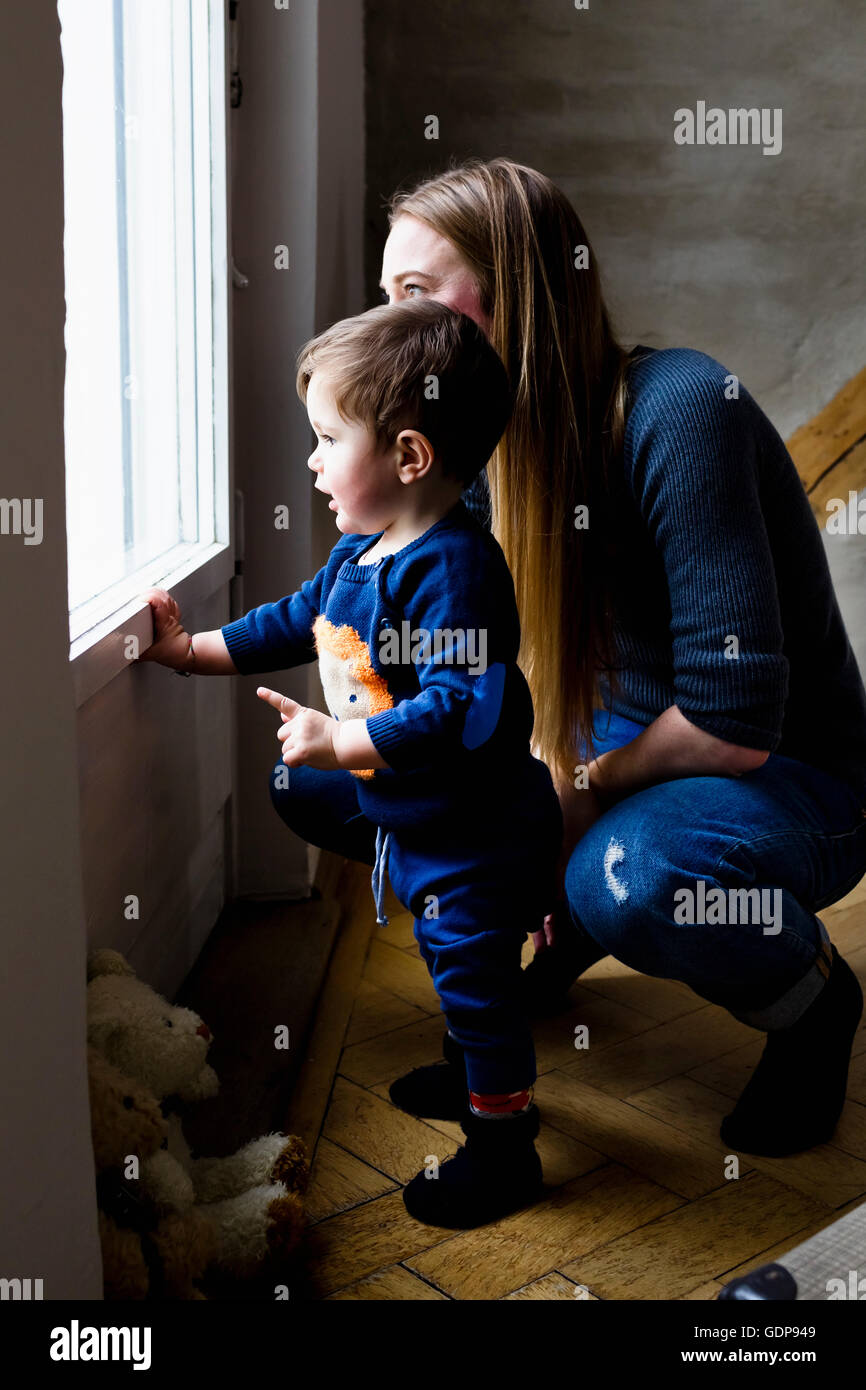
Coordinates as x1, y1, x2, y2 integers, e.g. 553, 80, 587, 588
233, 1131, 308, 1193
270, 1135, 310, 1195
204, 1183, 304, 1279
189, 1131, 290, 1203
140, 1149, 196, 1214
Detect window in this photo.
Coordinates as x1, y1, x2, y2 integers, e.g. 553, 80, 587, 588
59, 0, 229, 646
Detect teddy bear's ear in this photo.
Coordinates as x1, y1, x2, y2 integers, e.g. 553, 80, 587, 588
87, 949, 136, 983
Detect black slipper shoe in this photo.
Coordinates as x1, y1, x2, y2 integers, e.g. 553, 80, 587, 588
720, 944, 863, 1157
402, 1102, 544, 1229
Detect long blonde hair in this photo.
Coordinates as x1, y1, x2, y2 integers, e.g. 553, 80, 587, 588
388, 158, 630, 785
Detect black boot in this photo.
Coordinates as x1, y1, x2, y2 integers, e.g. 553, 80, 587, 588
522, 913, 607, 1017
402, 1102, 544, 1228
720, 944, 863, 1157
388, 1030, 469, 1120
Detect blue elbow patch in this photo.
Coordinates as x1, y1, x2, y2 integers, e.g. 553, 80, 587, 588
461, 662, 506, 749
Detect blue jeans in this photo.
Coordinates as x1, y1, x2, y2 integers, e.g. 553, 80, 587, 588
564, 710, 866, 1028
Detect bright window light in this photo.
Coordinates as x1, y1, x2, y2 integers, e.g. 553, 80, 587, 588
59, 0, 228, 642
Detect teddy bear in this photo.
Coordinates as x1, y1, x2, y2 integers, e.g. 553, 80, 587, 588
88, 1045, 213, 1299
86, 949, 308, 1281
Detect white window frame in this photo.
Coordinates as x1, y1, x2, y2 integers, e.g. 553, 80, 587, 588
65, 0, 232, 709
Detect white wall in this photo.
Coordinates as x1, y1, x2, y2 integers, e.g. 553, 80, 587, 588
77, 585, 233, 1000
0, 1, 101, 1299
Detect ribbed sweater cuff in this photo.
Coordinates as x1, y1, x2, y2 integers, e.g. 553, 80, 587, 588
676, 704, 782, 753
221, 619, 258, 673
365, 709, 413, 766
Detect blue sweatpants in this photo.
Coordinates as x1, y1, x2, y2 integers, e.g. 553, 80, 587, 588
271, 758, 562, 1095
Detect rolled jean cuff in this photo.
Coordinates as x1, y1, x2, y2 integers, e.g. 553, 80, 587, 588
727, 938, 833, 1030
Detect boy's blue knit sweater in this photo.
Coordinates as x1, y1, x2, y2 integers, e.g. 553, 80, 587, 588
221, 498, 541, 830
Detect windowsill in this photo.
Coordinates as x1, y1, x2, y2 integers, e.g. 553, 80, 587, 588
69, 541, 234, 708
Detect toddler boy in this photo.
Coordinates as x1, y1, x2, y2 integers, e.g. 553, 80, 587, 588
142, 299, 562, 1229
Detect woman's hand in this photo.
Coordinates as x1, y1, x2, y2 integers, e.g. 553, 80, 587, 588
257, 687, 341, 770
532, 896, 567, 957
137, 588, 191, 670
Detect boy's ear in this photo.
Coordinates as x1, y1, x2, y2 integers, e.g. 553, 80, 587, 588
395, 427, 436, 483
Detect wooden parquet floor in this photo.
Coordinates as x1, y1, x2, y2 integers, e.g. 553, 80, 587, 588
302, 875, 866, 1301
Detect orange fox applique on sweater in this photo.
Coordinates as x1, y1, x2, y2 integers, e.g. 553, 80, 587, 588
312, 614, 394, 780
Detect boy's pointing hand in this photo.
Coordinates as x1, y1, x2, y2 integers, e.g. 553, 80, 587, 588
256, 686, 340, 770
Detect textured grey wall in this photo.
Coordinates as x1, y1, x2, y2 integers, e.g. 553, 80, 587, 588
364, 0, 865, 438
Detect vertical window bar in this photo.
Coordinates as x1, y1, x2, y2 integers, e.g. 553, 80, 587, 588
112, 0, 134, 552
187, 0, 201, 544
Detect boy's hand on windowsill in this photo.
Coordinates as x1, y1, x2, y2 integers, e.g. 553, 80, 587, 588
137, 587, 191, 670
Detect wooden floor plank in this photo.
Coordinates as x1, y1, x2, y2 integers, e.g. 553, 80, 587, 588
322, 1075, 459, 1184
363, 937, 442, 1013
375, 909, 418, 953
832, 876, 866, 914
679, 1280, 724, 1300
627, 1076, 866, 1207
324, 1264, 448, 1301
503, 1272, 592, 1300
406, 1165, 682, 1301
344, 978, 429, 1048
822, 904, 866, 958
786, 363, 866, 494
305, 1189, 455, 1298
575, 958, 706, 1023
846, 1052, 866, 1106
534, 1070, 744, 1199
714, 1194, 866, 1288
305, 1137, 399, 1225
559, 1172, 827, 1300
560, 1005, 760, 1098
830, 1099, 866, 1159
687, 1039, 766, 1099
532, 989, 661, 1073
340, 1014, 447, 1088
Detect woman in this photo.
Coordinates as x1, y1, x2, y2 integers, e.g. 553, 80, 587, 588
273, 157, 866, 1169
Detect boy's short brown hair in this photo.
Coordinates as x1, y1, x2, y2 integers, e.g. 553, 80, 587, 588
295, 299, 512, 487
